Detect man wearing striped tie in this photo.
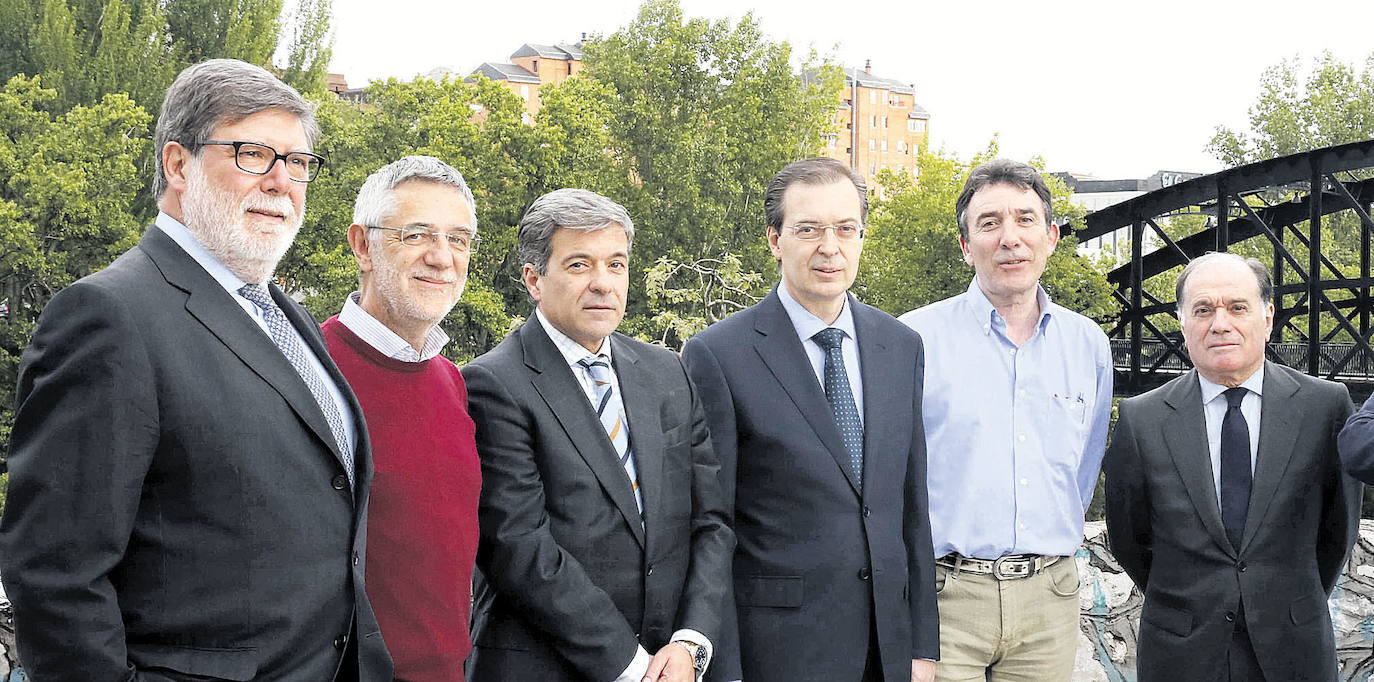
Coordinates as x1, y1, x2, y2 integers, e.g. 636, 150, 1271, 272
462, 189, 734, 682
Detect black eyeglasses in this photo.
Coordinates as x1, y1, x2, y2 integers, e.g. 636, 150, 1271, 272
366, 225, 480, 253
199, 140, 326, 182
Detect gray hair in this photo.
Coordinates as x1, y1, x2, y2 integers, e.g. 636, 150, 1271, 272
153, 58, 319, 197
1175, 252, 1274, 315
954, 158, 1054, 240
353, 156, 478, 240
517, 188, 635, 275
763, 157, 868, 232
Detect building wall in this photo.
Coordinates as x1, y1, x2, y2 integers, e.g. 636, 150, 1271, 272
822, 81, 929, 196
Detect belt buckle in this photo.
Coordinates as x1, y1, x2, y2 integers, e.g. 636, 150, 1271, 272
991, 556, 1031, 580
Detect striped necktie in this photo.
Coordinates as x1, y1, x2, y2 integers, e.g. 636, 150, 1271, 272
578, 356, 643, 516
238, 283, 353, 484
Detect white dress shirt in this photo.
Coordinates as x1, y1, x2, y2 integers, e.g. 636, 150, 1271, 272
337, 292, 449, 361
776, 282, 864, 421
1198, 366, 1264, 501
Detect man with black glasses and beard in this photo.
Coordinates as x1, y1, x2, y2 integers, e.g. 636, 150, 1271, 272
0, 59, 392, 682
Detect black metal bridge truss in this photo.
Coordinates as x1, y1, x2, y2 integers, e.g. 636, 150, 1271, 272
1072, 139, 1374, 398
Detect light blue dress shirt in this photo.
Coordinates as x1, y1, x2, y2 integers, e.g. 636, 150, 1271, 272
154, 212, 357, 455
899, 278, 1112, 559
776, 282, 864, 422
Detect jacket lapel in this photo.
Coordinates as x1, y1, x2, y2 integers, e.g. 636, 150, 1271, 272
1241, 362, 1302, 552
521, 320, 646, 548
854, 302, 901, 496
1160, 370, 1235, 557
613, 339, 663, 555
752, 291, 860, 496
140, 227, 351, 481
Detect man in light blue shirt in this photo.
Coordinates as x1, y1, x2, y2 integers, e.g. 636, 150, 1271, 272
899, 158, 1112, 681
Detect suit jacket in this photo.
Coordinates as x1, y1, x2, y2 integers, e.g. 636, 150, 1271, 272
0, 227, 392, 681
1337, 392, 1374, 483
461, 318, 733, 681
681, 290, 939, 682
1104, 362, 1360, 681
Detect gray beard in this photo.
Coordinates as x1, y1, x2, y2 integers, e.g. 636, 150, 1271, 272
180, 162, 302, 284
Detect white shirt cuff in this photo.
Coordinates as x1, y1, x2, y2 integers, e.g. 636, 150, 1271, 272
613, 645, 652, 682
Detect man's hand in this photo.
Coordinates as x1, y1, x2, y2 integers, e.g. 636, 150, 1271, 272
641, 642, 696, 682
912, 659, 937, 682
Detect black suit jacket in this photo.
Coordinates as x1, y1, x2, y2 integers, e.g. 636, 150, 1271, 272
1105, 363, 1359, 681
461, 318, 733, 681
0, 226, 392, 681
681, 290, 939, 682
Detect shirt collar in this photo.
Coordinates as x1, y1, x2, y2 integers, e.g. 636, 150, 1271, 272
338, 292, 450, 362
776, 282, 857, 346
962, 277, 1054, 336
154, 211, 249, 294
535, 307, 612, 366
1198, 364, 1266, 406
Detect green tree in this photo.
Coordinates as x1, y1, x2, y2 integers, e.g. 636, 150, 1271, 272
583, 0, 842, 284
0, 74, 151, 450
1209, 52, 1374, 166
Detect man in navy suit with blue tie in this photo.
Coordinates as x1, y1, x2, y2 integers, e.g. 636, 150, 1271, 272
683, 158, 938, 682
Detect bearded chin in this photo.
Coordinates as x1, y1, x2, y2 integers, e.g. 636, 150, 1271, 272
180, 166, 303, 284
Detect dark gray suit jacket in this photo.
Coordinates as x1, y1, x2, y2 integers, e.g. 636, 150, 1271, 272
1105, 362, 1359, 681
0, 227, 392, 681
681, 290, 939, 682
461, 318, 733, 681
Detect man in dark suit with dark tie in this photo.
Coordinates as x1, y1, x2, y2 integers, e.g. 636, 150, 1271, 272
1105, 252, 1360, 681
682, 158, 939, 682
0, 59, 391, 681
462, 188, 734, 682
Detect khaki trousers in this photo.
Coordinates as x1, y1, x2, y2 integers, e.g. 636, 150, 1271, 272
933, 556, 1080, 682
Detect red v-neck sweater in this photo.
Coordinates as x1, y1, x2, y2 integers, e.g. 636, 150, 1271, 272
322, 316, 480, 682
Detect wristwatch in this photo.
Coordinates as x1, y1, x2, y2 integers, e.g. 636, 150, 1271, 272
673, 639, 708, 677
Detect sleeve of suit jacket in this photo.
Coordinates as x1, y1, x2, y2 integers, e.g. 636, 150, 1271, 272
1338, 391, 1374, 484
0, 282, 154, 680
1318, 383, 1360, 594
680, 338, 742, 682
903, 334, 940, 660
1103, 400, 1152, 590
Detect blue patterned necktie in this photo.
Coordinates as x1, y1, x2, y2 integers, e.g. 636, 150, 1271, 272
1219, 387, 1251, 549
813, 327, 863, 486
578, 356, 643, 516
238, 283, 353, 484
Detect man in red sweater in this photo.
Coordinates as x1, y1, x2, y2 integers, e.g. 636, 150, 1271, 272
323, 155, 482, 681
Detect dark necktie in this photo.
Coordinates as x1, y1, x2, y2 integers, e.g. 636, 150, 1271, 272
238, 283, 354, 484
1219, 387, 1251, 550
813, 328, 863, 486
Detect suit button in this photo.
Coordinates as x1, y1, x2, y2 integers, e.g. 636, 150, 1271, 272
352, 551, 360, 566
1225, 612, 1235, 622
863, 506, 871, 518
858, 568, 871, 580
334, 634, 348, 649
646, 564, 654, 577
1237, 561, 1247, 572
332, 475, 347, 490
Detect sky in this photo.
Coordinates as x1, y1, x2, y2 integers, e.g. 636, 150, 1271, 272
327, 0, 1374, 180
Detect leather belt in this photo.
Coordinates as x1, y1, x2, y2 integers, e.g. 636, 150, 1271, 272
936, 553, 1061, 580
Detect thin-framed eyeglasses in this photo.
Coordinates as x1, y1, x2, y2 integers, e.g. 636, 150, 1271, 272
781, 223, 866, 241
366, 225, 480, 253
199, 140, 326, 182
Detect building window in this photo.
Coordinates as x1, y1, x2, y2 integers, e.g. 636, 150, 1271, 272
896, 140, 905, 152
532, 59, 539, 74
883, 116, 889, 128
881, 140, 888, 152
869, 90, 878, 104
869, 115, 877, 128
520, 85, 530, 101
869, 139, 877, 152
908, 119, 926, 133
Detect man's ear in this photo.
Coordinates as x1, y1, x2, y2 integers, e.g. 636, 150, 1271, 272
521, 263, 542, 303
347, 224, 374, 273
161, 141, 193, 195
